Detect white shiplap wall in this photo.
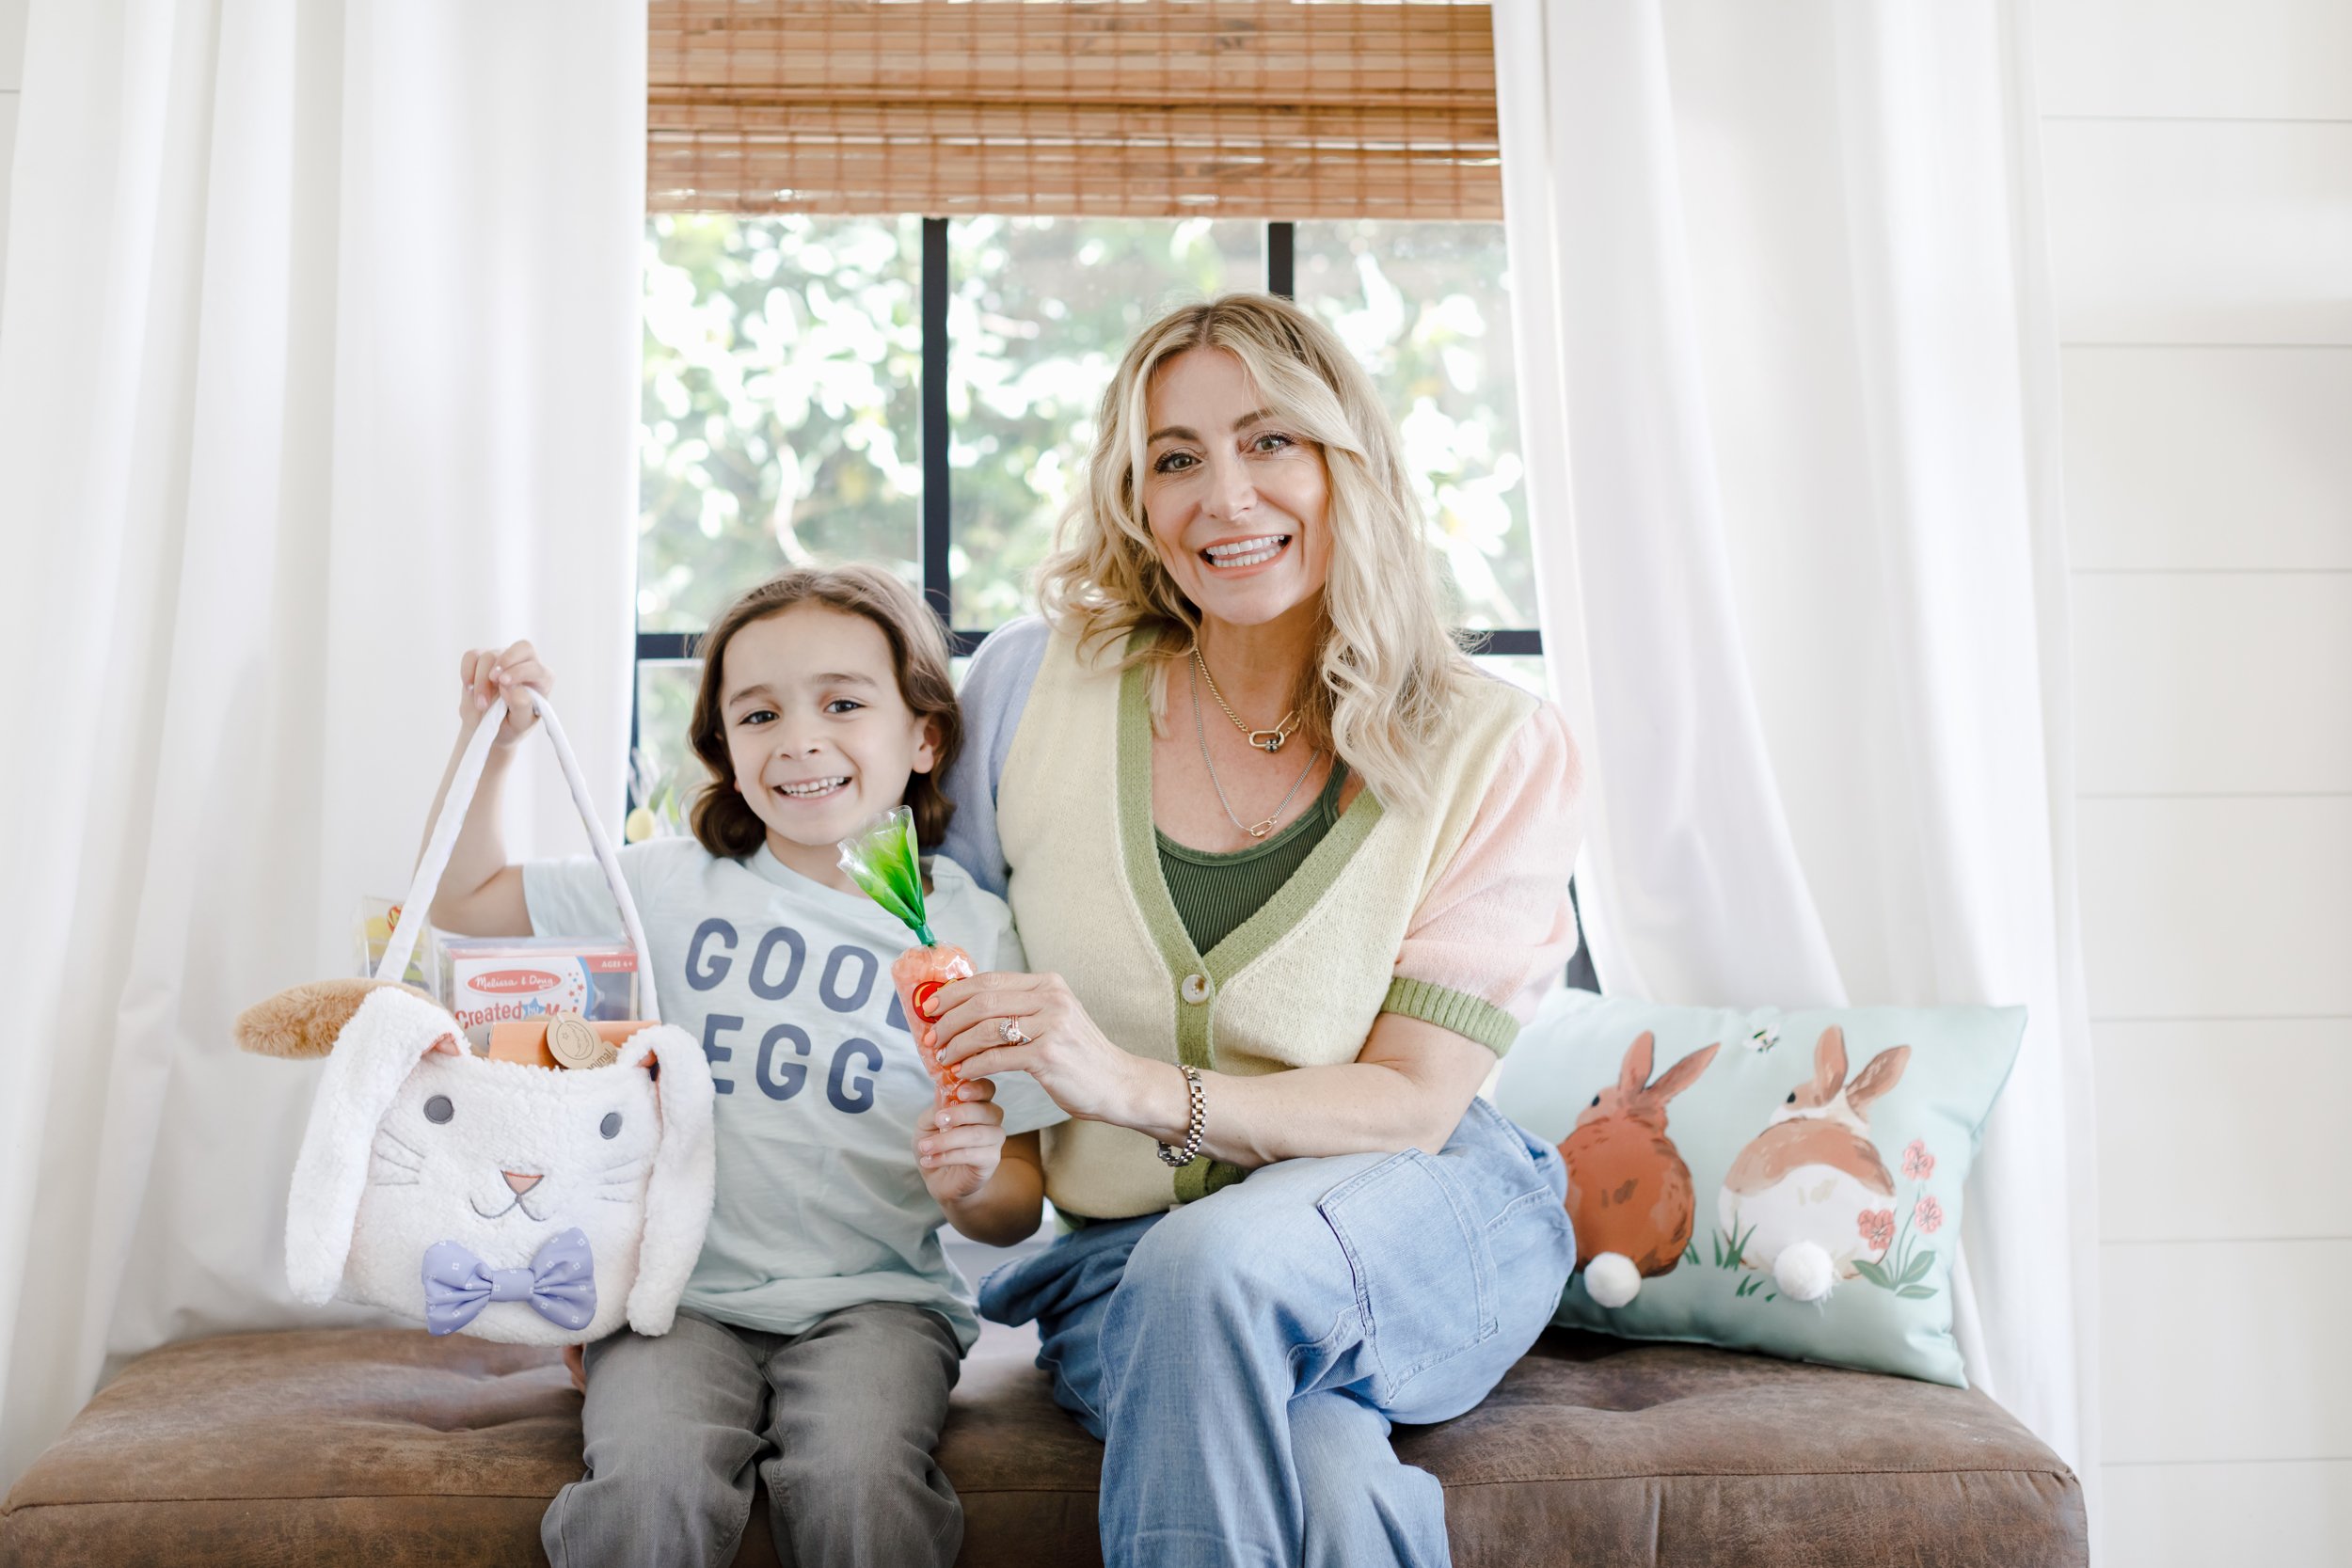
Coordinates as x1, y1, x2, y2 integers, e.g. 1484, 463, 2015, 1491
2036, 2, 2352, 1563
0, 0, 24, 321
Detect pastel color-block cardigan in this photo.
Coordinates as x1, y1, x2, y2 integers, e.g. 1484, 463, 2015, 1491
964, 622, 1583, 1221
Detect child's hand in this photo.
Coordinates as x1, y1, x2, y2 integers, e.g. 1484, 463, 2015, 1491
916, 1079, 1007, 1206
457, 641, 554, 747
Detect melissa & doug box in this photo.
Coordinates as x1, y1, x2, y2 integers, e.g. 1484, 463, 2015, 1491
436, 935, 639, 1050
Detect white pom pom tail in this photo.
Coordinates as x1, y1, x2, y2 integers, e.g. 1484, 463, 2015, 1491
1583, 1252, 1642, 1308
1773, 1241, 1836, 1302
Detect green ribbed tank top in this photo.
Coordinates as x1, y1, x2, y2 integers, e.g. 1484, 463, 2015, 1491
1155, 763, 1348, 956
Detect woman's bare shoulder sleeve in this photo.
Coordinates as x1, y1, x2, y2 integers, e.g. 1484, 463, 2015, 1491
1379, 702, 1585, 1054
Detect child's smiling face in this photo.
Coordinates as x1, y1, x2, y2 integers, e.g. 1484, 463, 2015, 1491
719, 605, 940, 889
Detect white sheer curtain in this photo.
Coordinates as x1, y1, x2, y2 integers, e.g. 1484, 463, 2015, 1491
0, 0, 645, 1485
1496, 0, 2099, 1515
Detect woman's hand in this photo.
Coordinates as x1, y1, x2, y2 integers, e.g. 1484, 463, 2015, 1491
915, 1078, 1007, 1204
456, 640, 553, 747
926, 972, 1154, 1129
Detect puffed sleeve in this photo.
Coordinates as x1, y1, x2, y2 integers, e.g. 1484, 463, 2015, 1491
1379, 701, 1584, 1053
937, 616, 1050, 899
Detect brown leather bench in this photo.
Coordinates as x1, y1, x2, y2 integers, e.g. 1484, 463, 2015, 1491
0, 1323, 2085, 1566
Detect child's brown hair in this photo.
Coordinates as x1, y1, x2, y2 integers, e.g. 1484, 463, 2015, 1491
687, 565, 961, 857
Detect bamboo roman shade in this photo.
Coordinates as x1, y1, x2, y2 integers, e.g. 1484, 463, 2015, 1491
647, 1, 1500, 219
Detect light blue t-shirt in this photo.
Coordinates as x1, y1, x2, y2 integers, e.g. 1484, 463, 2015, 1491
524, 835, 1063, 1351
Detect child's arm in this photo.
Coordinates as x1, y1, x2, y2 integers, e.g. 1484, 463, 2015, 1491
919, 1083, 1046, 1247
421, 641, 552, 938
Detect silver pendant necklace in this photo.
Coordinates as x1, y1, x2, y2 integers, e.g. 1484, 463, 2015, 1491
1190, 657, 1320, 841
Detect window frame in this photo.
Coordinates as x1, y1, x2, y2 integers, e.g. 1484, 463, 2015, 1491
630, 217, 1545, 764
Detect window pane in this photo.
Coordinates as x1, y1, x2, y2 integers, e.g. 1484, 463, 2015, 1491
631, 660, 709, 836
640, 214, 923, 635
1295, 222, 1534, 630
947, 216, 1264, 630
1472, 652, 1549, 699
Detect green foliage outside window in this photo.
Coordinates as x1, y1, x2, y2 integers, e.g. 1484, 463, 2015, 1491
634, 213, 1542, 789
640, 214, 925, 637
945, 215, 1263, 629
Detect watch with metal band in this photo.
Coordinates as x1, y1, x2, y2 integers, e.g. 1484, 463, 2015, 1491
1156, 1065, 1207, 1167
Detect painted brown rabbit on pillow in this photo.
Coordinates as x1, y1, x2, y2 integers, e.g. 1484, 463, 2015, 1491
1718, 1024, 1912, 1299
1557, 1031, 1720, 1307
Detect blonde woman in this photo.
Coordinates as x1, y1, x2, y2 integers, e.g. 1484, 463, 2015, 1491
922, 293, 1582, 1566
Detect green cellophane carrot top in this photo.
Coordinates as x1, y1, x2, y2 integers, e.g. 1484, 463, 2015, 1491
836, 806, 937, 946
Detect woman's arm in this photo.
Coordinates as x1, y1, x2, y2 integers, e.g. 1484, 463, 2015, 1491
1123, 1015, 1493, 1161
928, 701, 1583, 1162
932, 984, 1492, 1162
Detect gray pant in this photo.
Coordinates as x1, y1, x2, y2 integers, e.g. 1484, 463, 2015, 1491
541, 1301, 963, 1568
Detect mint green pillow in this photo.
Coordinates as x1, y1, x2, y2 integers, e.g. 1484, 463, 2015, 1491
1492, 990, 2024, 1386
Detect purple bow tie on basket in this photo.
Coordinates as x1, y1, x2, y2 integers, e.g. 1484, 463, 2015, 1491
422, 1228, 596, 1336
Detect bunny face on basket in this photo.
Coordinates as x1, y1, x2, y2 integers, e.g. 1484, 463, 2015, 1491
342, 1037, 664, 1342
285, 984, 694, 1345
1492, 989, 2024, 1387
366, 1051, 660, 1228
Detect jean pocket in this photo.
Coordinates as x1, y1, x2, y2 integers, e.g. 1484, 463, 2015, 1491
1315, 1148, 1500, 1399
1461, 1095, 1567, 1198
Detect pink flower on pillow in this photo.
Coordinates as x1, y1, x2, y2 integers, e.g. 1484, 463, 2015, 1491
1901, 1140, 1935, 1181
1857, 1209, 1896, 1253
1914, 1195, 1945, 1235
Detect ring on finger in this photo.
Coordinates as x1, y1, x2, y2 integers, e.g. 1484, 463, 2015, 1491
997, 1017, 1031, 1046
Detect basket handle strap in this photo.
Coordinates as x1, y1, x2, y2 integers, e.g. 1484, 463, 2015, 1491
375, 690, 661, 1024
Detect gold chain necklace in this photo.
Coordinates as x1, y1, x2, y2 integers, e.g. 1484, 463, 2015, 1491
1191, 643, 1300, 753
1190, 657, 1320, 840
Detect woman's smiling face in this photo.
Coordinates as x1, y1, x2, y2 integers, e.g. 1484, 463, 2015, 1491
719, 604, 938, 868
1140, 346, 1334, 631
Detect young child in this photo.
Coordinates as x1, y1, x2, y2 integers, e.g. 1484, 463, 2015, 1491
422, 565, 1058, 1568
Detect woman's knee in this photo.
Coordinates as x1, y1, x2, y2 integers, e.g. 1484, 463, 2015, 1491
1119, 1198, 1228, 1291
1119, 1186, 1335, 1307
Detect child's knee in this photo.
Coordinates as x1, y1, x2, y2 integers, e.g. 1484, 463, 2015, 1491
581, 1404, 763, 1517
545, 1424, 760, 1568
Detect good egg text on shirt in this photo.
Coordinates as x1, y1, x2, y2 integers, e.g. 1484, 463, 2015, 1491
682, 917, 915, 1111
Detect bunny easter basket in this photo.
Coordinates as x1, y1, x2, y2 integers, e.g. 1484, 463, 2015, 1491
236, 691, 714, 1346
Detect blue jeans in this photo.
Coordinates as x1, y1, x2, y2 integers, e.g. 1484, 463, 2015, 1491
977, 1096, 1577, 1568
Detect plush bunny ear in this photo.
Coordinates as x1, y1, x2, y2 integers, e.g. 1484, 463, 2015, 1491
282, 986, 464, 1305
237, 978, 435, 1059
624, 1023, 717, 1335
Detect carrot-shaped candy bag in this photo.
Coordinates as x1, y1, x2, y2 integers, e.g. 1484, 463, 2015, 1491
837, 806, 975, 1112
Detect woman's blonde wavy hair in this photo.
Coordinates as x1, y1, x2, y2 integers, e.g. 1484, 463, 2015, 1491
1034, 292, 1477, 816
